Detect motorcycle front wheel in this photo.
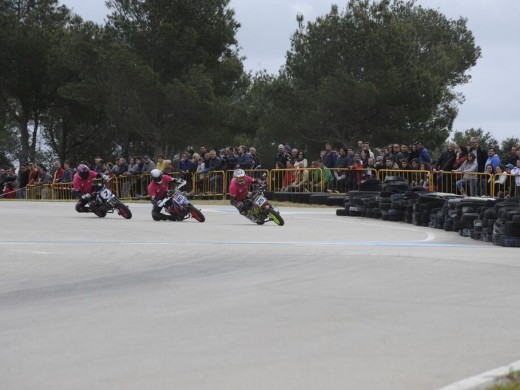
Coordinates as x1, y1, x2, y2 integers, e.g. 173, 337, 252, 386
115, 201, 132, 219
267, 208, 284, 226
187, 204, 205, 222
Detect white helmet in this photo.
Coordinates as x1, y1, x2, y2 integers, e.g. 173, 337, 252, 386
150, 169, 163, 183
233, 168, 245, 184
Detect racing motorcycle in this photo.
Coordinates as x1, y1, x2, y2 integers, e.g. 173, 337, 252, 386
87, 182, 132, 219
157, 178, 205, 222
242, 183, 284, 226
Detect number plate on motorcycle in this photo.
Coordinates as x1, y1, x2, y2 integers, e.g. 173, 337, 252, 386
100, 188, 112, 200
173, 193, 185, 203
254, 195, 267, 206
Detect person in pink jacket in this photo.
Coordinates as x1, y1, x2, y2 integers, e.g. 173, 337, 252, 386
228, 169, 263, 215
72, 164, 110, 212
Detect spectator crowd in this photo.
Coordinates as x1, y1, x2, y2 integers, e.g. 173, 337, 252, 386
2, 138, 520, 199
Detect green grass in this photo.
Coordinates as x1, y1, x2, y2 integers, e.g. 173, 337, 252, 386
487, 371, 520, 390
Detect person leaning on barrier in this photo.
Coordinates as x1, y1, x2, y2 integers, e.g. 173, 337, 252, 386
249, 147, 262, 169
61, 161, 74, 183
492, 165, 509, 198
454, 152, 478, 196
434, 142, 457, 192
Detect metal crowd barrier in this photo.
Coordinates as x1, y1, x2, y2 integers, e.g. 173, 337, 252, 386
9, 170, 520, 201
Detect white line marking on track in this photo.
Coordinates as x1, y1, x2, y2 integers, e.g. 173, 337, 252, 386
296, 215, 437, 242
7, 249, 52, 255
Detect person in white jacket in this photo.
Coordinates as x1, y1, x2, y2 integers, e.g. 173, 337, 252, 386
455, 153, 478, 196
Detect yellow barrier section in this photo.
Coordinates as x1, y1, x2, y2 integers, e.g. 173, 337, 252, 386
51, 182, 74, 200
114, 173, 150, 199
269, 168, 326, 192
8, 169, 520, 201
492, 173, 519, 198
430, 171, 492, 196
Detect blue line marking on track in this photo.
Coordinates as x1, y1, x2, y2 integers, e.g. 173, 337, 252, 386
0, 240, 473, 247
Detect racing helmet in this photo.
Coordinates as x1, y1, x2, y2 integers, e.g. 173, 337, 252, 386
77, 164, 90, 180
150, 168, 163, 183
233, 168, 246, 184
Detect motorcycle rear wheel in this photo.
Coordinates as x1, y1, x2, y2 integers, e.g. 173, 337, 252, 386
91, 204, 107, 218
267, 208, 284, 226
187, 204, 205, 222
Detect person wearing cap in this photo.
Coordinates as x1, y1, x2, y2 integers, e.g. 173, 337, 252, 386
374, 155, 385, 171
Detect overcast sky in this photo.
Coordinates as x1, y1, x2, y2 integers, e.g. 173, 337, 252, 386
60, 0, 519, 143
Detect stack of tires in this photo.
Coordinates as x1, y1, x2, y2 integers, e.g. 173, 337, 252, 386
339, 191, 380, 217
382, 176, 409, 193
493, 197, 520, 247
412, 193, 449, 227
335, 188, 520, 247
474, 206, 498, 242
451, 198, 495, 237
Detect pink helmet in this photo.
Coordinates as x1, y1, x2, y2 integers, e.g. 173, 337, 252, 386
77, 164, 90, 179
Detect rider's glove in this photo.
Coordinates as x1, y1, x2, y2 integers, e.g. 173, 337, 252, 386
102, 174, 110, 182
166, 190, 174, 197
81, 193, 91, 201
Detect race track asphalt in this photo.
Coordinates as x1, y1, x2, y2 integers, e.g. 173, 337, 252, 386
1, 201, 520, 390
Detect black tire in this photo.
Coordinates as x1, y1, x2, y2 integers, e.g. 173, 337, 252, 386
187, 204, 205, 222
267, 208, 284, 226
336, 208, 348, 216
116, 202, 132, 219
504, 221, 520, 236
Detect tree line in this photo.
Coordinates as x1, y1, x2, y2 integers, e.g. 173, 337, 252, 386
3, 0, 511, 169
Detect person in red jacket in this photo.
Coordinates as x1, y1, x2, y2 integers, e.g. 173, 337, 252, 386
147, 169, 182, 221
2, 182, 17, 198
72, 164, 110, 213
228, 169, 263, 216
